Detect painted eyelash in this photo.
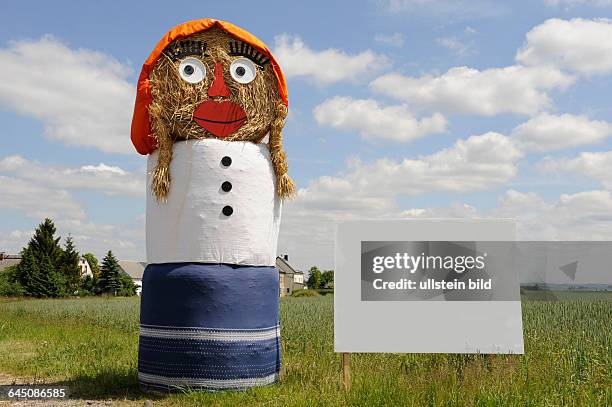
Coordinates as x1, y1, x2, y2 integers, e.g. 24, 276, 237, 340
164, 40, 208, 61
228, 41, 270, 68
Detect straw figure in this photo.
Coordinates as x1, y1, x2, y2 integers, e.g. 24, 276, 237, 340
130, 18, 293, 392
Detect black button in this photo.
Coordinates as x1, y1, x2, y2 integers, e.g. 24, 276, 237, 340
222, 205, 233, 216
221, 156, 232, 167
221, 181, 232, 192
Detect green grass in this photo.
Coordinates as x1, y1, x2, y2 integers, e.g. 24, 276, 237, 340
290, 288, 320, 297
0, 295, 610, 406
521, 289, 612, 301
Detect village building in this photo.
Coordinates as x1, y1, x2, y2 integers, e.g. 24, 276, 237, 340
118, 261, 146, 295
277, 255, 305, 296
79, 257, 93, 277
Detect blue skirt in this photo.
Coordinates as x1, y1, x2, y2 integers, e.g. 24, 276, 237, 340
137, 263, 281, 392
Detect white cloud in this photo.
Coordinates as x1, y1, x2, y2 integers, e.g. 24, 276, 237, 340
512, 113, 612, 151
396, 188, 612, 242
370, 66, 573, 116
0, 229, 34, 254
436, 36, 475, 56
400, 203, 479, 218
374, 33, 405, 47
436, 25, 478, 57
0, 36, 134, 154
0, 155, 144, 253
493, 189, 612, 242
0, 175, 85, 220
0, 157, 145, 259
516, 18, 612, 75
0, 155, 144, 197
273, 34, 389, 85
345, 132, 520, 194
490, 190, 551, 219
81, 163, 127, 175
300, 131, 520, 204
313, 97, 446, 142
539, 151, 612, 188
55, 218, 145, 261
279, 132, 522, 270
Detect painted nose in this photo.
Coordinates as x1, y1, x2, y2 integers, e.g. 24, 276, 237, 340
208, 62, 230, 98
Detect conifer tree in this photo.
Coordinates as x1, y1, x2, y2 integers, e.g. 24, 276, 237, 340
97, 250, 122, 294
39, 254, 65, 297
28, 218, 63, 269
61, 235, 81, 293
18, 218, 66, 297
17, 248, 42, 296
17, 249, 64, 297
16, 219, 68, 297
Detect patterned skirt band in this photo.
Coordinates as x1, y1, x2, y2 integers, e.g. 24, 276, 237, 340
138, 263, 281, 392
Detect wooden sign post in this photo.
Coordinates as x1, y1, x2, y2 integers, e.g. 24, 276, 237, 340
342, 352, 350, 389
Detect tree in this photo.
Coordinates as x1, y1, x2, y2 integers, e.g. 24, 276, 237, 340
16, 248, 38, 294
118, 273, 138, 296
39, 254, 66, 297
16, 249, 64, 297
306, 266, 322, 290
0, 265, 25, 296
17, 248, 47, 296
97, 251, 122, 294
82, 253, 100, 280
81, 274, 95, 295
28, 218, 63, 269
60, 235, 81, 294
321, 270, 334, 289
15, 219, 67, 297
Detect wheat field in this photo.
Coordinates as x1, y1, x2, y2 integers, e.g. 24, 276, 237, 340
0, 294, 610, 406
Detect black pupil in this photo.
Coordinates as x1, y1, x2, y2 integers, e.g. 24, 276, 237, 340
236, 66, 246, 76
183, 65, 194, 75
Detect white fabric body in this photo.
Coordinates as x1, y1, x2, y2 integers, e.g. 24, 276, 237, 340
146, 139, 281, 266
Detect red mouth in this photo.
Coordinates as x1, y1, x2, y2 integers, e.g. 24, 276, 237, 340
192, 100, 247, 138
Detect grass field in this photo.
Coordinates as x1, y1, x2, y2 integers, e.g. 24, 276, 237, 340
0, 294, 610, 406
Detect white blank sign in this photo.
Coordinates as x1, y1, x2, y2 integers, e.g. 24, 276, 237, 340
334, 219, 524, 354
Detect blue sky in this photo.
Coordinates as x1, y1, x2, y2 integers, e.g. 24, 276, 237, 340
1, 1, 612, 282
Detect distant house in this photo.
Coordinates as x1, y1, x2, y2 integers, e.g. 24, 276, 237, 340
0, 252, 21, 273
277, 255, 305, 297
118, 261, 145, 295
78, 257, 93, 277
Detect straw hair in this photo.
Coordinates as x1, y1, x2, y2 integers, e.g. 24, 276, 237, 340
269, 103, 296, 199
148, 27, 294, 201
149, 101, 172, 200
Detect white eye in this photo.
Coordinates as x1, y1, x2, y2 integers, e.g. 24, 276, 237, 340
178, 57, 206, 84
230, 58, 257, 84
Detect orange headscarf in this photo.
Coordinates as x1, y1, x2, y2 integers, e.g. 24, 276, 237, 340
130, 19, 288, 155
